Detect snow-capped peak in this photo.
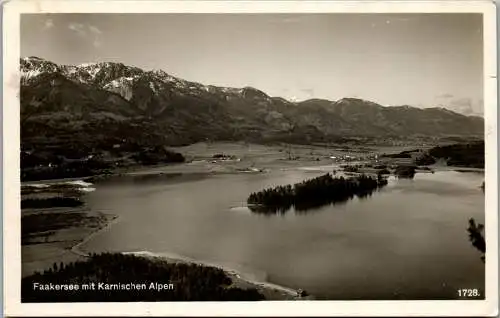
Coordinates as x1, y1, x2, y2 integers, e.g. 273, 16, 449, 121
20, 57, 61, 84
77, 62, 99, 68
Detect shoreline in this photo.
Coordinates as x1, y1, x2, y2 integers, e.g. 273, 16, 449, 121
69, 214, 120, 258
20, 161, 485, 187
20, 140, 485, 186
68, 215, 303, 300
122, 251, 302, 299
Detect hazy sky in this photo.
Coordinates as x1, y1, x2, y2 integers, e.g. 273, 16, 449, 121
21, 13, 484, 114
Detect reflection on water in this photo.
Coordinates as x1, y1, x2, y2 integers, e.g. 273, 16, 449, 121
82, 169, 485, 300
248, 190, 379, 215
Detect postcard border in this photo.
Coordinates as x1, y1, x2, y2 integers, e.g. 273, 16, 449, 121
2, 1, 498, 316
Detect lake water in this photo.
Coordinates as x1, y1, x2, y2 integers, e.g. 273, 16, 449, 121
80, 167, 485, 300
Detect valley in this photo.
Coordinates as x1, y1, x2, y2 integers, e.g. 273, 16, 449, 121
19, 57, 486, 301
20, 57, 483, 183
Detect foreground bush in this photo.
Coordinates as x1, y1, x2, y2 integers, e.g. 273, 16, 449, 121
467, 218, 485, 262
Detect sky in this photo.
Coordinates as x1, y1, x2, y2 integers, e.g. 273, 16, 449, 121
21, 13, 484, 115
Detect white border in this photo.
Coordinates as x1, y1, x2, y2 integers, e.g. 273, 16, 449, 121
3, 1, 498, 316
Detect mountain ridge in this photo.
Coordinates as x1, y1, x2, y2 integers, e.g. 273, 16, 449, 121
20, 56, 484, 152
20, 56, 484, 115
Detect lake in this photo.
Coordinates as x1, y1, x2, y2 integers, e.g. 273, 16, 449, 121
79, 167, 485, 300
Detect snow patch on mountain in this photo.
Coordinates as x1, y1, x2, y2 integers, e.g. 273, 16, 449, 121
151, 69, 177, 82
77, 63, 102, 79
21, 69, 42, 80
219, 87, 244, 95
64, 66, 78, 75
20, 57, 61, 84
104, 76, 137, 89
103, 76, 139, 100
149, 81, 159, 94
78, 62, 98, 68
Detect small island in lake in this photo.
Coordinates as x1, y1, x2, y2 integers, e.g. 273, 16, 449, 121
394, 165, 417, 179
248, 173, 388, 214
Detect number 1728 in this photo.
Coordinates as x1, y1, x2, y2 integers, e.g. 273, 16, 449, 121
457, 289, 481, 297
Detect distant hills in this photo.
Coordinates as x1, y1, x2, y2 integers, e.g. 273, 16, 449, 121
20, 56, 484, 151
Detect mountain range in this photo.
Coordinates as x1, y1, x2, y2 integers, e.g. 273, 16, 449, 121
20, 56, 484, 153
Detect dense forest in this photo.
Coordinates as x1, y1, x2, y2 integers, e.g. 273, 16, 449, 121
247, 173, 388, 214
21, 153, 113, 182
428, 141, 484, 168
22, 253, 265, 302
21, 144, 186, 182
21, 197, 83, 209
379, 141, 484, 168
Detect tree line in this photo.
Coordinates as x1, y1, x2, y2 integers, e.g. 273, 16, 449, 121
22, 252, 265, 302
21, 144, 186, 182
21, 197, 83, 209
428, 141, 484, 168
379, 141, 484, 168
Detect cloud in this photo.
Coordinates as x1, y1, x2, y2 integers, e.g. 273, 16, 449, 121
68, 22, 87, 37
434, 95, 483, 116
89, 25, 102, 35
42, 18, 54, 30
449, 98, 475, 115
68, 23, 103, 48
